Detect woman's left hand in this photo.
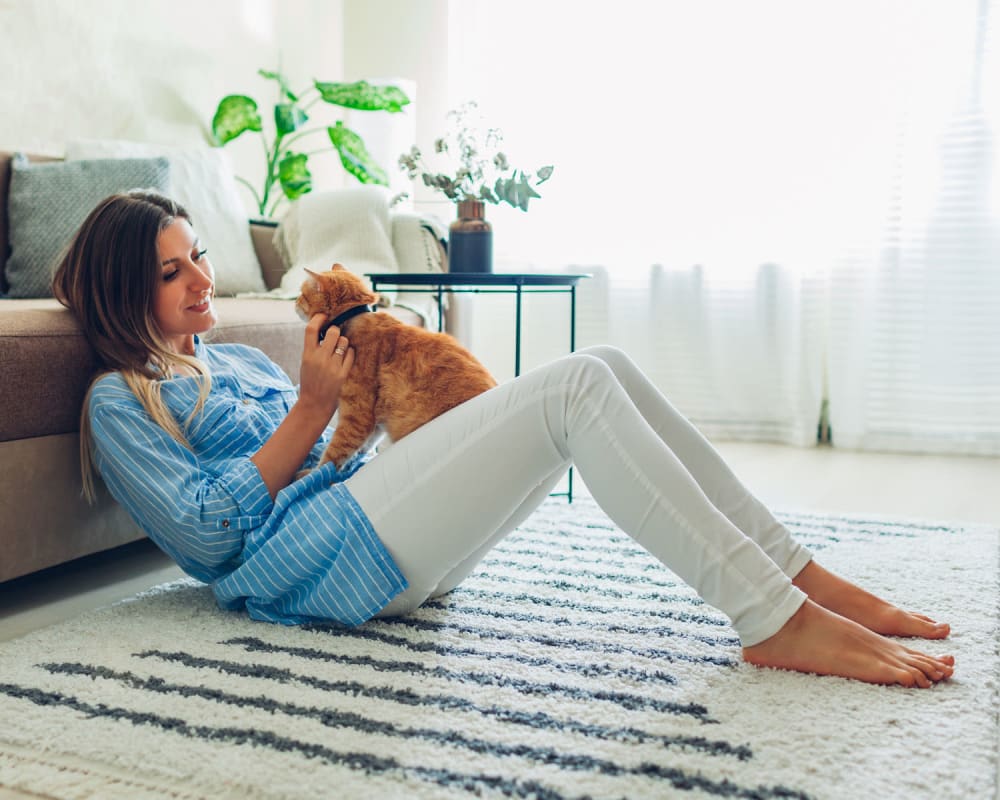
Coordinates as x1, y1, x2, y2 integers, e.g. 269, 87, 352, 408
298, 314, 355, 421
251, 313, 355, 499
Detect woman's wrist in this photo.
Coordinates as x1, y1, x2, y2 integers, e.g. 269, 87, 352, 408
251, 399, 334, 499
292, 394, 338, 427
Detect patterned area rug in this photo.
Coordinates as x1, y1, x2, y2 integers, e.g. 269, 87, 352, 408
0, 496, 996, 800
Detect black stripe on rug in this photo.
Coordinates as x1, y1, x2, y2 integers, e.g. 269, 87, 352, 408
299, 619, 679, 685
478, 556, 687, 588
38, 662, 754, 762
201, 640, 710, 717
0, 681, 810, 799
418, 598, 739, 646
471, 573, 710, 606
366, 615, 738, 666
135, 648, 715, 722
488, 543, 680, 573
446, 586, 730, 627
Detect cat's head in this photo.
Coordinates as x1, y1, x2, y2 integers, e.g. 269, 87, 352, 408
295, 264, 379, 323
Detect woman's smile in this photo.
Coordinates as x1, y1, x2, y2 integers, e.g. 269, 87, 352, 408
187, 297, 213, 314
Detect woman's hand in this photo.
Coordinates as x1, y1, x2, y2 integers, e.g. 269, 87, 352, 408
250, 313, 355, 499
297, 313, 355, 421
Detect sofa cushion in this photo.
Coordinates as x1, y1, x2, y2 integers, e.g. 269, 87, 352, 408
65, 140, 266, 296
4, 154, 171, 298
0, 298, 303, 442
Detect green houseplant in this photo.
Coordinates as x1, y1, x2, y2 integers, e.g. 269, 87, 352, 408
397, 102, 553, 272
211, 68, 410, 216
397, 101, 553, 212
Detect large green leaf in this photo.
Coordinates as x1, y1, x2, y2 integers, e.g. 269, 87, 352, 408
328, 122, 388, 185
314, 80, 410, 113
274, 103, 308, 136
212, 95, 262, 145
278, 152, 313, 200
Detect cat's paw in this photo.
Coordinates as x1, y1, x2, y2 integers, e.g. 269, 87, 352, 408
294, 468, 314, 481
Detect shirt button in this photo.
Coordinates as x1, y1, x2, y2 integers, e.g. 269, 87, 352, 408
221, 519, 230, 528
242, 399, 251, 405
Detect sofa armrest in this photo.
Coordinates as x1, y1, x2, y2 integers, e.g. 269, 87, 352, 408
249, 219, 285, 290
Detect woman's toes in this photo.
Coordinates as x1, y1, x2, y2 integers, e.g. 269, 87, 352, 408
889, 609, 951, 639
894, 666, 919, 688
919, 618, 950, 638
905, 653, 952, 683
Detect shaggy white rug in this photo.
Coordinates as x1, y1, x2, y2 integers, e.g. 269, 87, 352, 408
0, 497, 995, 800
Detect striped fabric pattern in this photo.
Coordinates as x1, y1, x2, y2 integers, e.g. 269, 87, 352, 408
88, 338, 406, 626
0, 498, 995, 799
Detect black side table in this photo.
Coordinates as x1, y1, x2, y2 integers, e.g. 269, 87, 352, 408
367, 272, 591, 501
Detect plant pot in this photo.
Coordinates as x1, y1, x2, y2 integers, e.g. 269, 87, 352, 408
448, 199, 493, 273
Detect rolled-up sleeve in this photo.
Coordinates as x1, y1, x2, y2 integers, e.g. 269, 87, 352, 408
91, 402, 273, 581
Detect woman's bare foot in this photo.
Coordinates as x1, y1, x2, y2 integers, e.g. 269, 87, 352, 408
792, 560, 950, 639
743, 599, 955, 687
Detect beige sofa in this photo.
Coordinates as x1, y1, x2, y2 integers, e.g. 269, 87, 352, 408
0, 152, 427, 584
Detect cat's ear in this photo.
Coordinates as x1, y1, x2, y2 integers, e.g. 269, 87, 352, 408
301, 268, 323, 292
331, 263, 346, 272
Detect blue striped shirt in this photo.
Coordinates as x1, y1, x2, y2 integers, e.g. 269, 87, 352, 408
88, 337, 407, 625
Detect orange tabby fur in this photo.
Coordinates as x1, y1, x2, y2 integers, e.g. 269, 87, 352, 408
296, 265, 497, 469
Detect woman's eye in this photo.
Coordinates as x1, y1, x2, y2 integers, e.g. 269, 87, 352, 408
193, 248, 208, 261
163, 269, 180, 282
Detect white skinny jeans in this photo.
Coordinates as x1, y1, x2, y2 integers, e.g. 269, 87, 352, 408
345, 346, 811, 646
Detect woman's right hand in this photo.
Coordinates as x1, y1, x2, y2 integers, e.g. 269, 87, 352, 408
251, 314, 355, 498
297, 312, 355, 421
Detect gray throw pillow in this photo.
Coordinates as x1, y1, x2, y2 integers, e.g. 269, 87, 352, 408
4, 154, 171, 298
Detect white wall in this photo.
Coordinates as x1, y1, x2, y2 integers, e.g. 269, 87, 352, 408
342, 0, 450, 214
0, 0, 347, 213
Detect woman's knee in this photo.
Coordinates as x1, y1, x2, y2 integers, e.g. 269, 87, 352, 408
575, 344, 632, 375
554, 352, 618, 390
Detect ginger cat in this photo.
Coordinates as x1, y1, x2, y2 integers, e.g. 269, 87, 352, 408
296, 265, 497, 469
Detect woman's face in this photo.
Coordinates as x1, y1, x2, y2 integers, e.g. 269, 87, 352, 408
155, 218, 217, 354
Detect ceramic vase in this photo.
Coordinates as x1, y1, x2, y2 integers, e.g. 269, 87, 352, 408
448, 199, 493, 273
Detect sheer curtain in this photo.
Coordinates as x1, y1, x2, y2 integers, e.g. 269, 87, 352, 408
448, 0, 1000, 453
827, 0, 1000, 455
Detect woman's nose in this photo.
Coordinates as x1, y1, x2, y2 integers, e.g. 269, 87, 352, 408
189, 261, 213, 290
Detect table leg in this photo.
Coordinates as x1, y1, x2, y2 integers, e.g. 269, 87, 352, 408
514, 284, 523, 377
568, 284, 577, 503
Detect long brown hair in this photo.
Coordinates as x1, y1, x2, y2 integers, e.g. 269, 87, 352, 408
53, 190, 211, 502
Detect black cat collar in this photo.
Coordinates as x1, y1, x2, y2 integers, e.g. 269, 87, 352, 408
319, 304, 373, 341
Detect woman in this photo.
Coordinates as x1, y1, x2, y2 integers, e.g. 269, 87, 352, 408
54, 190, 954, 688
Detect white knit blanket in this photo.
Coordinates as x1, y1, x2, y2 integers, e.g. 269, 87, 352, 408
255, 187, 446, 326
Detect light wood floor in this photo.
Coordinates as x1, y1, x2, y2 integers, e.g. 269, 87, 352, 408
1, 442, 998, 646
